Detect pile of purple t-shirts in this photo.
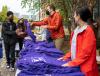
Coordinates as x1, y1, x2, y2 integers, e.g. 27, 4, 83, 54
19, 40, 63, 58
16, 21, 84, 76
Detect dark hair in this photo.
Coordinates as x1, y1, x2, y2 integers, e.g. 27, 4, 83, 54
75, 6, 93, 23
17, 18, 26, 32
7, 11, 13, 17
48, 4, 55, 11
17, 18, 24, 24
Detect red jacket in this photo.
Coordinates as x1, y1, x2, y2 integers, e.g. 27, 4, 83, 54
32, 12, 65, 39
64, 26, 98, 75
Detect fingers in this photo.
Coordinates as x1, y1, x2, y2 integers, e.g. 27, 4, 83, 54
57, 57, 67, 61
62, 64, 67, 67
57, 57, 63, 60
16, 29, 19, 34
62, 63, 69, 67
30, 22, 34, 27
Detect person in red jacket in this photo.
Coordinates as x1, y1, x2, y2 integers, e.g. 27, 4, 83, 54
31, 4, 65, 50
58, 6, 99, 76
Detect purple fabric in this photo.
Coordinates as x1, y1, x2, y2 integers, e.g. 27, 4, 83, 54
23, 40, 55, 48
16, 22, 84, 76
0, 39, 2, 58
16, 53, 82, 75
17, 53, 68, 70
24, 20, 36, 42
18, 72, 84, 76
36, 41, 55, 48
19, 40, 63, 58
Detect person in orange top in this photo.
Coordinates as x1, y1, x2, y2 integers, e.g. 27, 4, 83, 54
58, 6, 99, 76
31, 4, 65, 50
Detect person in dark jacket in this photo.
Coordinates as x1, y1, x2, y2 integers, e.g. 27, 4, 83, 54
2, 11, 17, 71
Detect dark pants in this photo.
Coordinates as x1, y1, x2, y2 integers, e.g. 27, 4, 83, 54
16, 38, 23, 57
4, 42, 16, 67
17, 38, 23, 50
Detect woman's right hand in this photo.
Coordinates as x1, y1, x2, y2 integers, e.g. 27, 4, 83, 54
30, 22, 34, 27
16, 29, 22, 34
16, 29, 20, 34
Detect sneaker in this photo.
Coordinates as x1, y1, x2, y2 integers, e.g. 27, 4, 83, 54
10, 67, 15, 72
6, 64, 10, 69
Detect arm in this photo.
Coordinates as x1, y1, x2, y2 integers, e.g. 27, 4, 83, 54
2, 22, 16, 35
47, 13, 62, 30
67, 28, 96, 66
32, 17, 48, 26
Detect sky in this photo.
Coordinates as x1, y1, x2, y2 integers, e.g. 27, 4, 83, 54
0, 0, 30, 15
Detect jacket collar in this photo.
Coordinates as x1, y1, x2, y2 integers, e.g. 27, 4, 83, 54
50, 11, 56, 17
74, 25, 88, 34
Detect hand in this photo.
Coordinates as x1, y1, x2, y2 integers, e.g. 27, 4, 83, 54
16, 29, 20, 34
57, 57, 64, 61
30, 22, 36, 27
30, 22, 33, 27
20, 32, 24, 34
18, 32, 25, 35
57, 56, 66, 61
41, 26, 48, 29
62, 63, 69, 67
16, 29, 22, 35
17, 32, 26, 38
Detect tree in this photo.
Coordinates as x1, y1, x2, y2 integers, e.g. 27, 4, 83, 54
0, 5, 18, 23
14, 16, 19, 23
21, 0, 41, 12
21, 0, 96, 34
0, 5, 8, 22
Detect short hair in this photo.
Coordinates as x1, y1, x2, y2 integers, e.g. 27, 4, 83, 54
7, 11, 13, 17
48, 4, 55, 11
75, 6, 92, 22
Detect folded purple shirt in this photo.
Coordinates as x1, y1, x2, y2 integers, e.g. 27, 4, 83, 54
19, 39, 63, 58
16, 50, 84, 76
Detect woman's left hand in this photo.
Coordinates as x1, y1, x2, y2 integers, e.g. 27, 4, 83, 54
62, 63, 69, 67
